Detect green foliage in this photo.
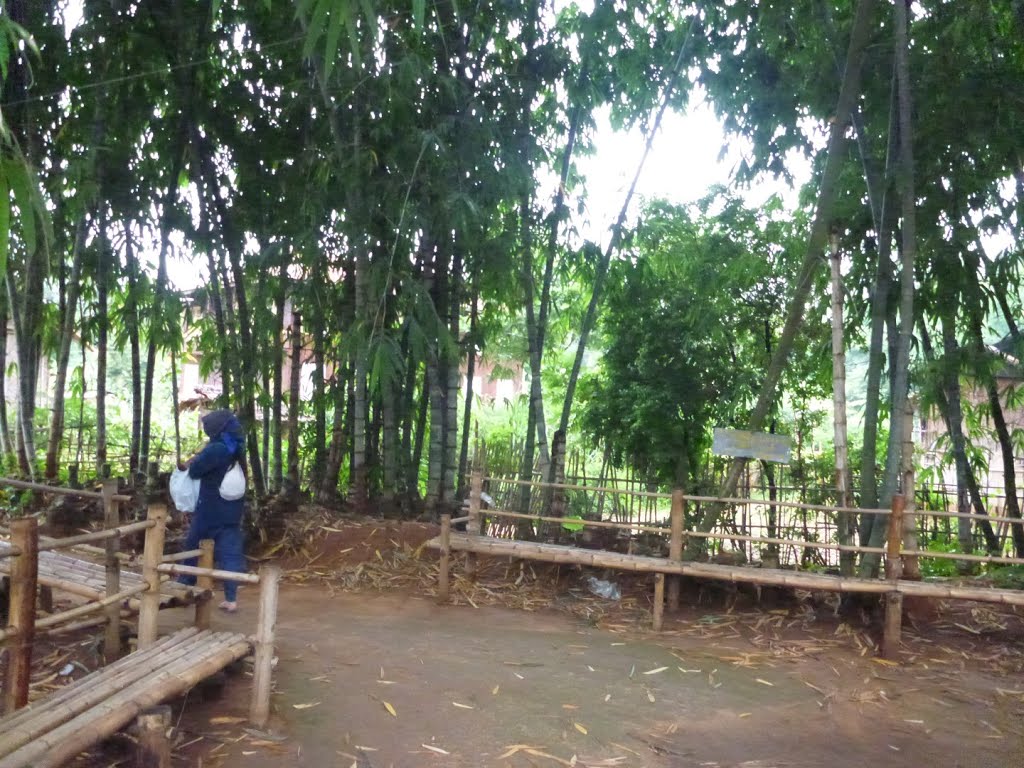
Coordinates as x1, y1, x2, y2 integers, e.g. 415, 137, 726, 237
918, 541, 962, 579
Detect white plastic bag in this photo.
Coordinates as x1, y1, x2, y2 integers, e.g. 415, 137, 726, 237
169, 468, 201, 512
219, 462, 246, 501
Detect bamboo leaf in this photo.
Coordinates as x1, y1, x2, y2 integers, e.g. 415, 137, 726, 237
8, 160, 35, 255
413, 0, 425, 31
302, 0, 330, 61
323, 4, 342, 81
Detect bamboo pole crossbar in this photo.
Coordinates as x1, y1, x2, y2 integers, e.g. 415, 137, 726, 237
0, 546, 21, 558
156, 563, 260, 584
0, 477, 131, 503
430, 534, 1024, 607
36, 520, 155, 552
161, 549, 202, 563
681, 529, 888, 556
483, 508, 670, 534
449, 515, 472, 525
34, 584, 149, 630
485, 475, 892, 516
910, 508, 1024, 526
901, 549, 1024, 567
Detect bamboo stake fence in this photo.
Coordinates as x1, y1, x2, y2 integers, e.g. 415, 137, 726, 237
439, 470, 1024, 659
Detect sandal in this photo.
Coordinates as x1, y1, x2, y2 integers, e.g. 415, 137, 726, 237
218, 601, 238, 613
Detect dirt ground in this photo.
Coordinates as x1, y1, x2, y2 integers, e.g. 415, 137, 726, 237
168, 586, 1023, 768
11, 518, 1024, 767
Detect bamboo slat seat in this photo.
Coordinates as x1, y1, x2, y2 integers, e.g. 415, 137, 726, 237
0, 628, 252, 768
427, 533, 1024, 607
0, 540, 200, 607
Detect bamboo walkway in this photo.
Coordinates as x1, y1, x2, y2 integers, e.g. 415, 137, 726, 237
0, 540, 200, 607
0, 628, 252, 768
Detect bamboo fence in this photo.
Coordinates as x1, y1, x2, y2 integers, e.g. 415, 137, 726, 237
0, 488, 282, 763
436, 471, 1024, 659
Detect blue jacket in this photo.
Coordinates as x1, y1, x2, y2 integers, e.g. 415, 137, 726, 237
188, 410, 245, 528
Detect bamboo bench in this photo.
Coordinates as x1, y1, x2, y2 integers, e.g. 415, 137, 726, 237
0, 500, 280, 768
430, 472, 1024, 658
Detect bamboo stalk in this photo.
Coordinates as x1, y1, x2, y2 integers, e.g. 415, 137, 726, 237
137, 505, 167, 649
37, 520, 155, 552
156, 563, 260, 584
250, 566, 280, 728
2, 518, 37, 715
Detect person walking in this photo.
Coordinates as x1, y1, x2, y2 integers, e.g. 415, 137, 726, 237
178, 409, 247, 612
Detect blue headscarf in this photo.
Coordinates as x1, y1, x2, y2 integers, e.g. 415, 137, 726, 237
202, 410, 244, 457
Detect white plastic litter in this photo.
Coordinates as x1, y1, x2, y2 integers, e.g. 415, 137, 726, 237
585, 576, 621, 601
219, 462, 246, 501
169, 468, 201, 512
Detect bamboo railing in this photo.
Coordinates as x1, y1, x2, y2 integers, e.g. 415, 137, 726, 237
1, 491, 280, 734
437, 470, 1024, 657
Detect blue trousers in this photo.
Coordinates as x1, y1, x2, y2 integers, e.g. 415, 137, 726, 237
177, 516, 245, 602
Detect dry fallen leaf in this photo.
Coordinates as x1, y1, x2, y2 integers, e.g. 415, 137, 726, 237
383, 701, 397, 717
492, 685, 500, 695
644, 666, 668, 675
292, 702, 320, 710
574, 722, 588, 735
755, 679, 774, 687
209, 716, 246, 725
421, 744, 450, 755
452, 702, 474, 709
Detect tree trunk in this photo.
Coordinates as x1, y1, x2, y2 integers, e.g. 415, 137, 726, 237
285, 309, 302, 498
457, 284, 478, 498
443, 250, 462, 510
141, 140, 186, 475
687, 0, 876, 558
198, 184, 233, 407
311, 315, 326, 489
272, 271, 286, 493
829, 242, 855, 576
44, 217, 91, 480
411, 366, 430, 499
320, 367, 348, 501
0, 287, 13, 463
124, 222, 143, 482
95, 213, 109, 475
867, 0, 918, 558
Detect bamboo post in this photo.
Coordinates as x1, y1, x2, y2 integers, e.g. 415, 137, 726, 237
667, 489, 683, 612
438, 514, 451, 603
134, 705, 172, 768
250, 565, 281, 728
465, 470, 483, 579
137, 504, 168, 649
194, 538, 215, 630
2, 517, 38, 714
652, 573, 665, 632
883, 494, 905, 659
901, 399, 920, 580
102, 479, 122, 662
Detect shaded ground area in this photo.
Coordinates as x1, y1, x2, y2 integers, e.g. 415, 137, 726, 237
180, 587, 1023, 768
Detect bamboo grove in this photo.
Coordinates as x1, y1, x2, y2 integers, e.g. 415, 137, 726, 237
0, 1, 1023, 560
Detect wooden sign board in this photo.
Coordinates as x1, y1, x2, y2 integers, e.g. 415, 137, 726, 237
712, 428, 792, 464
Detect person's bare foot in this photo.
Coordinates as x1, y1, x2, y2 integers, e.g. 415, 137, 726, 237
219, 601, 238, 613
